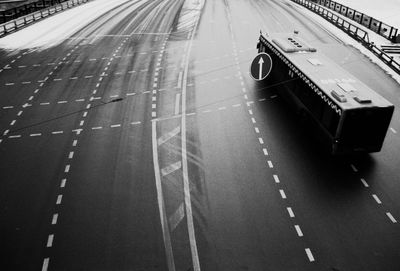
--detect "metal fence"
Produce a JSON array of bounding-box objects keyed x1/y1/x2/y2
[
  {"x1": 312, "y1": 0, "x2": 399, "y2": 42},
  {"x1": 291, "y1": 0, "x2": 400, "y2": 75},
  {"x1": 0, "y1": 0, "x2": 90, "y2": 38}
]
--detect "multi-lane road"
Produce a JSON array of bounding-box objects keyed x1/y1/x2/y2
[{"x1": 0, "y1": 0, "x2": 399, "y2": 270}]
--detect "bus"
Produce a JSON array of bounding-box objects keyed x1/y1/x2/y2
[{"x1": 256, "y1": 32, "x2": 394, "y2": 155}]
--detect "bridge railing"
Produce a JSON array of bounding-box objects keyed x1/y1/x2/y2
[
  {"x1": 291, "y1": 0, "x2": 400, "y2": 75},
  {"x1": 0, "y1": 0, "x2": 90, "y2": 38},
  {"x1": 311, "y1": 0, "x2": 399, "y2": 43}
]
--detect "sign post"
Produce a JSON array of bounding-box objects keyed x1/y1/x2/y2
[{"x1": 250, "y1": 53, "x2": 272, "y2": 81}]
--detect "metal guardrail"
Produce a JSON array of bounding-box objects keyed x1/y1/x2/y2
[
  {"x1": 0, "y1": 0, "x2": 90, "y2": 38},
  {"x1": 291, "y1": 0, "x2": 400, "y2": 75},
  {"x1": 312, "y1": 0, "x2": 399, "y2": 43}
]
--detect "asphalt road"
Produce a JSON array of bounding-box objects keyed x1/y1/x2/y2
[{"x1": 0, "y1": 0, "x2": 399, "y2": 270}]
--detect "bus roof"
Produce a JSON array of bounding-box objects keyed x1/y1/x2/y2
[{"x1": 260, "y1": 33, "x2": 393, "y2": 111}]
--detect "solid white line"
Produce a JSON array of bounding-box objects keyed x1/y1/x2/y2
[
  {"x1": 273, "y1": 174, "x2": 280, "y2": 183},
  {"x1": 175, "y1": 93, "x2": 181, "y2": 115},
  {"x1": 305, "y1": 248, "x2": 315, "y2": 262},
  {"x1": 151, "y1": 121, "x2": 176, "y2": 271},
  {"x1": 181, "y1": 7, "x2": 202, "y2": 270},
  {"x1": 372, "y1": 194, "x2": 382, "y2": 204},
  {"x1": 360, "y1": 178, "x2": 369, "y2": 187},
  {"x1": 287, "y1": 207, "x2": 295, "y2": 218},
  {"x1": 386, "y1": 212, "x2": 397, "y2": 223},
  {"x1": 295, "y1": 225, "x2": 303, "y2": 237},
  {"x1": 47, "y1": 234, "x2": 54, "y2": 247},
  {"x1": 42, "y1": 258, "x2": 49, "y2": 271},
  {"x1": 279, "y1": 189, "x2": 287, "y2": 199}
]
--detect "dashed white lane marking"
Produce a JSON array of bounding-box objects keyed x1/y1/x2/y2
[
  {"x1": 52, "y1": 131, "x2": 63, "y2": 134},
  {"x1": 251, "y1": 117, "x2": 256, "y2": 123},
  {"x1": 287, "y1": 207, "x2": 295, "y2": 218},
  {"x1": 58, "y1": 101, "x2": 67, "y2": 104},
  {"x1": 386, "y1": 212, "x2": 397, "y2": 223},
  {"x1": 42, "y1": 258, "x2": 49, "y2": 271},
  {"x1": 30, "y1": 133, "x2": 42, "y2": 137},
  {"x1": 46, "y1": 234, "x2": 54, "y2": 247},
  {"x1": 390, "y1": 127, "x2": 397, "y2": 134},
  {"x1": 294, "y1": 225, "x2": 304, "y2": 237},
  {"x1": 22, "y1": 81, "x2": 31, "y2": 84},
  {"x1": 92, "y1": 126, "x2": 103, "y2": 130},
  {"x1": 350, "y1": 164, "x2": 358, "y2": 172},
  {"x1": 40, "y1": 102, "x2": 50, "y2": 105},
  {"x1": 305, "y1": 248, "x2": 315, "y2": 262},
  {"x1": 111, "y1": 124, "x2": 121, "y2": 128},
  {"x1": 9, "y1": 135, "x2": 21, "y2": 138},
  {"x1": 68, "y1": 152, "x2": 74, "y2": 159},
  {"x1": 279, "y1": 189, "x2": 287, "y2": 199},
  {"x1": 51, "y1": 214, "x2": 58, "y2": 225},
  {"x1": 254, "y1": 127, "x2": 260, "y2": 133},
  {"x1": 258, "y1": 137, "x2": 264, "y2": 144},
  {"x1": 273, "y1": 174, "x2": 280, "y2": 183},
  {"x1": 61, "y1": 179, "x2": 66, "y2": 188},
  {"x1": 360, "y1": 178, "x2": 369, "y2": 187},
  {"x1": 3, "y1": 106, "x2": 14, "y2": 109},
  {"x1": 6, "y1": 83, "x2": 15, "y2": 86},
  {"x1": 263, "y1": 148, "x2": 268, "y2": 156},
  {"x1": 372, "y1": 194, "x2": 382, "y2": 204},
  {"x1": 72, "y1": 140, "x2": 77, "y2": 146},
  {"x1": 267, "y1": 160, "x2": 274, "y2": 168},
  {"x1": 10, "y1": 120, "x2": 16, "y2": 126},
  {"x1": 218, "y1": 106, "x2": 226, "y2": 110},
  {"x1": 161, "y1": 161, "x2": 182, "y2": 176},
  {"x1": 65, "y1": 165, "x2": 70, "y2": 173}
]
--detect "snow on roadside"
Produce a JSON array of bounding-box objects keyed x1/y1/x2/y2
[
  {"x1": 334, "y1": 0, "x2": 400, "y2": 29},
  {"x1": 0, "y1": 0, "x2": 133, "y2": 51},
  {"x1": 290, "y1": 1, "x2": 400, "y2": 85}
]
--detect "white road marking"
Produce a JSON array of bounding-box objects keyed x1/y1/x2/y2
[
  {"x1": 360, "y1": 178, "x2": 369, "y2": 187},
  {"x1": 350, "y1": 164, "x2": 358, "y2": 172},
  {"x1": 267, "y1": 160, "x2": 273, "y2": 168},
  {"x1": 169, "y1": 203, "x2": 185, "y2": 232},
  {"x1": 161, "y1": 161, "x2": 182, "y2": 176},
  {"x1": 47, "y1": 234, "x2": 54, "y2": 247},
  {"x1": 152, "y1": 112, "x2": 157, "y2": 118},
  {"x1": 85, "y1": 75, "x2": 93, "y2": 79},
  {"x1": 287, "y1": 207, "x2": 295, "y2": 218},
  {"x1": 5, "y1": 83, "x2": 15, "y2": 86},
  {"x1": 232, "y1": 103, "x2": 241, "y2": 107},
  {"x1": 151, "y1": 121, "x2": 176, "y2": 271},
  {"x1": 52, "y1": 131, "x2": 63, "y2": 134},
  {"x1": 248, "y1": 109, "x2": 253, "y2": 115},
  {"x1": 270, "y1": 95, "x2": 278, "y2": 99},
  {"x1": 175, "y1": 93, "x2": 181, "y2": 115},
  {"x1": 92, "y1": 126, "x2": 103, "y2": 130},
  {"x1": 255, "y1": 127, "x2": 260, "y2": 133},
  {"x1": 70, "y1": 77, "x2": 78, "y2": 80},
  {"x1": 152, "y1": 104, "x2": 157, "y2": 109},
  {"x1": 372, "y1": 194, "x2": 382, "y2": 204},
  {"x1": 3, "y1": 106, "x2": 14, "y2": 109},
  {"x1": 40, "y1": 102, "x2": 50, "y2": 105},
  {"x1": 76, "y1": 99, "x2": 85, "y2": 102},
  {"x1": 52, "y1": 214, "x2": 58, "y2": 225},
  {"x1": 263, "y1": 148, "x2": 268, "y2": 156},
  {"x1": 53, "y1": 78, "x2": 62, "y2": 81},
  {"x1": 41, "y1": 258, "x2": 49, "y2": 271},
  {"x1": 390, "y1": 127, "x2": 397, "y2": 134},
  {"x1": 305, "y1": 248, "x2": 315, "y2": 262},
  {"x1": 131, "y1": 121, "x2": 141, "y2": 125},
  {"x1": 22, "y1": 81, "x2": 31, "y2": 84},
  {"x1": 30, "y1": 133, "x2": 41, "y2": 137},
  {"x1": 294, "y1": 225, "x2": 304, "y2": 237},
  {"x1": 177, "y1": 71, "x2": 183, "y2": 89},
  {"x1": 386, "y1": 212, "x2": 397, "y2": 223},
  {"x1": 158, "y1": 126, "x2": 181, "y2": 145},
  {"x1": 273, "y1": 175, "x2": 280, "y2": 183},
  {"x1": 58, "y1": 101, "x2": 67, "y2": 104},
  {"x1": 218, "y1": 107, "x2": 226, "y2": 111},
  {"x1": 258, "y1": 137, "x2": 264, "y2": 144},
  {"x1": 68, "y1": 152, "x2": 74, "y2": 159},
  {"x1": 9, "y1": 135, "x2": 21, "y2": 138},
  {"x1": 72, "y1": 140, "x2": 77, "y2": 146},
  {"x1": 79, "y1": 121, "x2": 84, "y2": 126},
  {"x1": 65, "y1": 165, "x2": 70, "y2": 173},
  {"x1": 10, "y1": 120, "x2": 16, "y2": 126},
  {"x1": 279, "y1": 189, "x2": 287, "y2": 199},
  {"x1": 251, "y1": 117, "x2": 256, "y2": 123},
  {"x1": 111, "y1": 124, "x2": 121, "y2": 128},
  {"x1": 61, "y1": 179, "x2": 66, "y2": 188},
  {"x1": 17, "y1": 111, "x2": 23, "y2": 116},
  {"x1": 126, "y1": 92, "x2": 136, "y2": 96},
  {"x1": 56, "y1": 195, "x2": 62, "y2": 205}
]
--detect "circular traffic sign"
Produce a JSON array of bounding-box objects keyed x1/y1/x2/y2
[{"x1": 250, "y1": 52, "x2": 273, "y2": 81}]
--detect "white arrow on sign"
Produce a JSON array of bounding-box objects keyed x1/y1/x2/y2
[{"x1": 258, "y1": 57, "x2": 264, "y2": 80}]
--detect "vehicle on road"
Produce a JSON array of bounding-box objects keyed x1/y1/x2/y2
[{"x1": 256, "y1": 32, "x2": 394, "y2": 155}]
